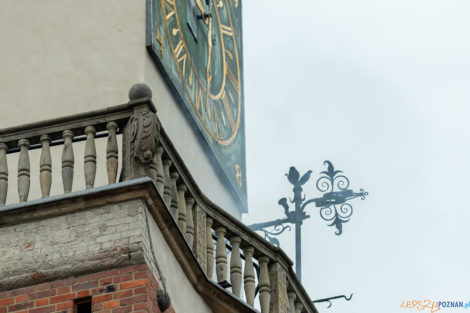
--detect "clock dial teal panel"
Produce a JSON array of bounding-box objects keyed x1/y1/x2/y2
[{"x1": 146, "y1": 0, "x2": 247, "y2": 212}]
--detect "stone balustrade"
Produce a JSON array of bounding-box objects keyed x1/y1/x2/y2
[{"x1": 0, "y1": 84, "x2": 317, "y2": 313}]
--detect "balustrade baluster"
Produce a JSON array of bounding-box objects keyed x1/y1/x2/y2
[
  {"x1": 106, "y1": 121, "x2": 118, "y2": 184},
  {"x1": 215, "y1": 226, "x2": 228, "y2": 283},
  {"x1": 62, "y1": 130, "x2": 74, "y2": 193},
  {"x1": 259, "y1": 256, "x2": 271, "y2": 313},
  {"x1": 149, "y1": 154, "x2": 158, "y2": 182},
  {"x1": 0, "y1": 143, "x2": 8, "y2": 205},
  {"x1": 242, "y1": 246, "x2": 256, "y2": 306},
  {"x1": 185, "y1": 197, "x2": 195, "y2": 248},
  {"x1": 170, "y1": 171, "x2": 179, "y2": 217},
  {"x1": 17, "y1": 139, "x2": 30, "y2": 202},
  {"x1": 206, "y1": 217, "x2": 214, "y2": 278},
  {"x1": 295, "y1": 302, "x2": 304, "y2": 313},
  {"x1": 155, "y1": 146, "x2": 164, "y2": 193},
  {"x1": 229, "y1": 236, "x2": 242, "y2": 297},
  {"x1": 177, "y1": 184, "x2": 187, "y2": 233},
  {"x1": 39, "y1": 135, "x2": 52, "y2": 198},
  {"x1": 162, "y1": 159, "x2": 172, "y2": 206},
  {"x1": 84, "y1": 126, "x2": 96, "y2": 189},
  {"x1": 288, "y1": 292, "x2": 297, "y2": 313}
]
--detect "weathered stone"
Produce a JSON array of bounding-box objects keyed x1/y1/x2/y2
[
  {"x1": 129, "y1": 83, "x2": 152, "y2": 100},
  {"x1": 192, "y1": 205, "x2": 207, "y2": 272},
  {"x1": 269, "y1": 262, "x2": 288, "y2": 313}
]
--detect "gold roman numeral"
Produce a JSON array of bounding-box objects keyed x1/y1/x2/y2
[
  {"x1": 194, "y1": 85, "x2": 205, "y2": 121},
  {"x1": 225, "y1": 48, "x2": 233, "y2": 60},
  {"x1": 220, "y1": 24, "x2": 234, "y2": 37},
  {"x1": 226, "y1": 65, "x2": 239, "y2": 92},
  {"x1": 221, "y1": 92, "x2": 236, "y2": 131},
  {"x1": 213, "y1": 105, "x2": 223, "y2": 139},
  {"x1": 164, "y1": 0, "x2": 175, "y2": 20},
  {"x1": 174, "y1": 40, "x2": 187, "y2": 77}
]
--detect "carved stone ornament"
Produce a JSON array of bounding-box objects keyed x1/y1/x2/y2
[{"x1": 122, "y1": 110, "x2": 160, "y2": 181}]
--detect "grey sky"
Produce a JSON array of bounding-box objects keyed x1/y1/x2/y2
[{"x1": 242, "y1": 0, "x2": 470, "y2": 312}]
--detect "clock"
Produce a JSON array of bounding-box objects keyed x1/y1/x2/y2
[{"x1": 147, "y1": 0, "x2": 247, "y2": 212}]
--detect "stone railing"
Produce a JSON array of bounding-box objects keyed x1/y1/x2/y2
[{"x1": 0, "y1": 84, "x2": 317, "y2": 313}]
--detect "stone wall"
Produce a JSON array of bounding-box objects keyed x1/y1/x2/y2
[
  {"x1": 0, "y1": 200, "x2": 147, "y2": 291},
  {"x1": 0, "y1": 264, "x2": 164, "y2": 313}
]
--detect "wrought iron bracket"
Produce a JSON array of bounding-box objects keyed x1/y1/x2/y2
[{"x1": 313, "y1": 294, "x2": 353, "y2": 308}]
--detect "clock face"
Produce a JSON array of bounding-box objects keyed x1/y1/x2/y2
[{"x1": 147, "y1": 0, "x2": 247, "y2": 212}]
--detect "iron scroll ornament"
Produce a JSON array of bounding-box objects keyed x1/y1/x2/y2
[
  {"x1": 249, "y1": 160, "x2": 368, "y2": 239},
  {"x1": 248, "y1": 160, "x2": 368, "y2": 284}
]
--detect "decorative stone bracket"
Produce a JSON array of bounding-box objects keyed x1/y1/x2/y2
[{"x1": 122, "y1": 83, "x2": 161, "y2": 181}]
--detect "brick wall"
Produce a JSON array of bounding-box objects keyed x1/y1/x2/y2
[
  {"x1": 0, "y1": 264, "x2": 171, "y2": 313},
  {"x1": 0, "y1": 200, "x2": 147, "y2": 291}
]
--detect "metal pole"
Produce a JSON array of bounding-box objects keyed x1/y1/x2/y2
[
  {"x1": 295, "y1": 217, "x2": 302, "y2": 281},
  {"x1": 293, "y1": 185, "x2": 303, "y2": 281}
]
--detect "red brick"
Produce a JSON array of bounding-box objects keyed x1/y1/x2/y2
[
  {"x1": 103, "y1": 300, "x2": 119, "y2": 309},
  {"x1": 91, "y1": 287, "x2": 108, "y2": 296},
  {"x1": 57, "y1": 286, "x2": 71, "y2": 295},
  {"x1": 50, "y1": 293, "x2": 76, "y2": 304},
  {"x1": 30, "y1": 305, "x2": 55, "y2": 313},
  {"x1": 15, "y1": 294, "x2": 28, "y2": 303},
  {"x1": 93, "y1": 303, "x2": 103, "y2": 311},
  {"x1": 119, "y1": 295, "x2": 146, "y2": 306},
  {"x1": 93, "y1": 294, "x2": 113, "y2": 304},
  {"x1": 0, "y1": 298, "x2": 14, "y2": 306},
  {"x1": 133, "y1": 271, "x2": 147, "y2": 279},
  {"x1": 77, "y1": 275, "x2": 92, "y2": 283},
  {"x1": 113, "y1": 273, "x2": 132, "y2": 284},
  {"x1": 29, "y1": 290, "x2": 55, "y2": 300},
  {"x1": 8, "y1": 301, "x2": 34, "y2": 311},
  {"x1": 133, "y1": 303, "x2": 147, "y2": 310},
  {"x1": 77, "y1": 290, "x2": 90, "y2": 298},
  {"x1": 134, "y1": 287, "x2": 147, "y2": 296},
  {"x1": 92, "y1": 269, "x2": 119, "y2": 280},
  {"x1": 72, "y1": 281, "x2": 98, "y2": 292},
  {"x1": 0, "y1": 308, "x2": 5, "y2": 313},
  {"x1": 52, "y1": 278, "x2": 76, "y2": 288},
  {"x1": 35, "y1": 283, "x2": 51, "y2": 292},
  {"x1": 119, "y1": 279, "x2": 148, "y2": 290},
  {"x1": 113, "y1": 290, "x2": 133, "y2": 299},
  {"x1": 57, "y1": 301, "x2": 74, "y2": 310},
  {"x1": 113, "y1": 306, "x2": 132, "y2": 313},
  {"x1": 36, "y1": 298, "x2": 49, "y2": 307},
  {"x1": 119, "y1": 264, "x2": 147, "y2": 274},
  {"x1": 100, "y1": 278, "x2": 113, "y2": 286}
]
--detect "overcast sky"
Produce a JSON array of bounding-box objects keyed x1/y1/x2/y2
[{"x1": 242, "y1": 1, "x2": 470, "y2": 312}]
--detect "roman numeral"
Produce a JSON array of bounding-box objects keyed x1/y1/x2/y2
[
  {"x1": 213, "y1": 106, "x2": 223, "y2": 139},
  {"x1": 164, "y1": 0, "x2": 175, "y2": 20},
  {"x1": 225, "y1": 48, "x2": 233, "y2": 60},
  {"x1": 220, "y1": 24, "x2": 233, "y2": 37},
  {"x1": 221, "y1": 92, "x2": 236, "y2": 131},
  {"x1": 194, "y1": 85, "x2": 205, "y2": 121},
  {"x1": 174, "y1": 40, "x2": 187, "y2": 77},
  {"x1": 226, "y1": 65, "x2": 239, "y2": 92}
]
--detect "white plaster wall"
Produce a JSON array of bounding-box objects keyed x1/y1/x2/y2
[
  {"x1": 144, "y1": 206, "x2": 214, "y2": 313},
  {"x1": 0, "y1": 0, "x2": 241, "y2": 218}
]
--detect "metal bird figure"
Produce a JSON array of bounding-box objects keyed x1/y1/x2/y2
[
  {"x1": 299, "y1": 170, "x2": 312, "y2": 186},
  {"x1": 286, "y1": 167, "x2": 300, "y2": 185}
]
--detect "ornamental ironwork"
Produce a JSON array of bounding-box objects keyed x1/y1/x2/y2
[{"x1": 248, "y1": 160, "x2": 368, "y2": 281}]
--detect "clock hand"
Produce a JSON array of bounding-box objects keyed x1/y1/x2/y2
[{"x1": 195, "y1": 0, "x2": 211, "y2": 22}]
